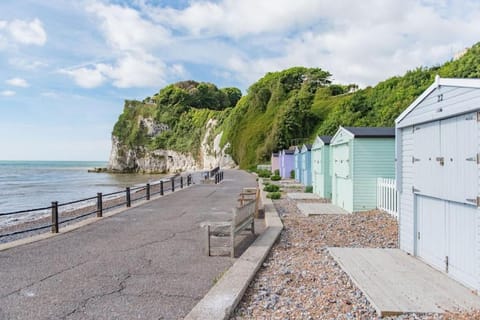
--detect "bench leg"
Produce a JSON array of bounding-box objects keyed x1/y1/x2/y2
[{"x1": 205, "y1": 225, "x2": 211, "y2": 256}]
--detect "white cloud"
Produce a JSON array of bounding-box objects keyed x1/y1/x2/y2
[
  {"x1": 9, "y1": 58, "x2": 48, "y2": 70},
  {"x1": 41, "y1": 91, "x2": 60, "y2": 98},
  {"x1": 96, "y1": 53, "x2": 167, "y2": 88},
  {"x1": 148, "y1": 0, "x2": 325, "y2": 37},
  {"x1": 87, "y1": 2, "x2": 170, "y2": 53},
  {"x1": 7, "y1": 18, "x2": 47, "y2": 45},
  {"x1": 61, "y1": 53, "x2": 168, "y2": 89},
  {"x1": 1, "y1": 90, "x2": 16, "y2": 97},
  {"x1": 151, "y1": 0, "x2": 480, "y2": 87},
  {"x1": 61, "y1": 3, "x2": 174, "y2": 89},
  {"x1": 66, "y1": 0, "x2": 480, "y2": 90},
  {"x1": 6, "y1": 77, "x2": 29, "y2": 87},
  {"x1": 60, "y1": 66, "x2": 106, "y2": 88}
]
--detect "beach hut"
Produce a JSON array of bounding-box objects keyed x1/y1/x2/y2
[
  {"x1": 311, "y1": 136, "x2": 332, "y2": 198},
  {"x1": 279, "y1": 149, "x2": 295, "y2": 179},
  {"x1": 331, "y1": 126, "x2": 395, "y2": 213},
  {"x1": 395, "y1": 76, "x2": 480, "y2": 291},
  {"x1": 294, "y1": 146, "x2": 302, "y2": 183},
  {"x1": 271, "y1": 152, "x2": 279, "y2": 174},
  {"x1": 300, "y1": 144, "x2": 312, "y2": 186}
]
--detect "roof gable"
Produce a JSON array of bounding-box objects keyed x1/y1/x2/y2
[
  {"x1": 331, "y1": 126, "x2": 354, "y2": 145},
  {"x1": 312, "y1": 135, "x2": 331, "y2": 149},
  {"x1": 301, "y1": 144, "x2": 312, "y2": 152},
  {"x1": 396, "y1": 76, "x2": 480, "y2": 127}
]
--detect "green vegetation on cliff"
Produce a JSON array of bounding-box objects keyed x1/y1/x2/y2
[
  {"x1": 111, "y1": 43, "x2": 480, "y2": 170},
  {"x1": 112, "y1": 81, "x2": 240, "y2": 157},
  {"x1": 222, "y1": 43, "x2": 480, "y2": 168}
]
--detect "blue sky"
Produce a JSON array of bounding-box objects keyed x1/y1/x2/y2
[{"x1": 0, "y1": 0, "x2": 479, "y2": 161}]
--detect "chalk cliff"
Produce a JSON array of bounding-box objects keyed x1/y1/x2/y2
[{"x1": 107, "y1": 81, "x2": 239, "y2": 173}]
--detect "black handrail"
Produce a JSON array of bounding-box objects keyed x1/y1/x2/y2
[
  {"x1": 58, "y1": 196, "x2": 97, "y2": 207},
  {"x1": 0, "y1": 173, "x2": 194, "y2": 241},
  {"x1": 0, "y1": 205, "x2": 52, "y2": 217}
]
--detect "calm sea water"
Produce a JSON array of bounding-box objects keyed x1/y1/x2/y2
[{"x1": 0, "y1": 161, "x2": 168, "y2": 225}]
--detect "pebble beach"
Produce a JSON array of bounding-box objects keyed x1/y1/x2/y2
[{"x1": 232, "y1": 196, "x2": 480, "y2": 320}]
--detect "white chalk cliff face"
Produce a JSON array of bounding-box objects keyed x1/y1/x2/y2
[{"x1": 108, "y1": 117, "x2": 235, "y2": 173}]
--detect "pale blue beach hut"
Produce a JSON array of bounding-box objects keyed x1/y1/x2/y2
[
  {"x1": 294, "y1": 146, "x2": 302, "y2": 183},
  {"x1": 395, "y1": 76, "x2": 480, "y2": 291},
  {"x1": 311, "y1": 135, "x2": 332, "y2": 198},
  {"x1": 300, "y1": 144, "x2": 312, "y2": 186}
]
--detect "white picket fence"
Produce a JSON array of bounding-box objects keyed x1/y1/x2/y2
[{"x1": 376, "y1": 177, "x2": 398, "y2": 219}]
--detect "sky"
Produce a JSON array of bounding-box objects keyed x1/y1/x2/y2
[{"x1": 0, "y1": 0, "x2": 479, "y2": 161}]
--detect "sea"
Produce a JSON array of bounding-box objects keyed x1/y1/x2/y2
[{"x1": 0, "y1": 161, "x2": 168, "y2": 227}]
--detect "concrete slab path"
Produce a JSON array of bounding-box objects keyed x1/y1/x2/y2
[
  {"x1": 297, "y1": 203, "x2": 349, "y2": 216},
  {"x1": 329, "y1": 248, "x2": 480, "y2": 317},
  {"x1": 286, "y1": 193, "x2": 320, "y2": 200},
  {"x1": 0, "y1": 169, "x2": 256, "y2": 320}
]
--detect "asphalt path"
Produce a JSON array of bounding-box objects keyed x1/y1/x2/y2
[{"x1": 0, "y1": 169, "x2": 256, "y2": 320}]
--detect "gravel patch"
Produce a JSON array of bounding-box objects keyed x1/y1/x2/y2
[{"x1": 232, "y1": 198, "x2": 480, "y2": 320}]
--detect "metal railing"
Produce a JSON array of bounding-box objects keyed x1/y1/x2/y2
[
  {"x1": 0, "y1": 174, "x2": 193, "y2": 240},
  {"x1": 201, "y1": 167, "x2": 224, "y2": 184}
]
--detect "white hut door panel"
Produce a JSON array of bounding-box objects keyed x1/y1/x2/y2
[
  {"x1": 445, "y1": 202, "x2": 477, "y2": 289},
  {"x1": 413, "y1": 121, "x2": 441, "y2": 196},
  {"x1": 335, "y1": 143, "x2": 350, "y2": 178},
  {"x1": 416, "y1": 195, "x2": 446, "y2": 271},
  {"x1": 441, "y1": 113, "x2": 478, "y2": 204}
]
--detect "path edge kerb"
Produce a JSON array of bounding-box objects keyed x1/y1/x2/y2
[{"x1": 184, "y1": 177, "x2": 283, "y2": 320}]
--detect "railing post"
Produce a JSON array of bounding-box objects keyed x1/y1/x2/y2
[
  {"x1": 188, "y1": 174, "x2": 191, "y2": 186},
  {"x1": 160, "y1": 181, "x2": 164, "y2": 196},
  {"x1": 126, "y1": 187, "x2": 131, "y2": 207},
  {"x1": 51, "y1": 201, "x2": 59, "y2": 233},
  {"x1": 171, "y1": 177, "x2": 175, "y2": 192},
  {"x1": 180, "y1": 176, "x2": 183, "y2": 189},
  {"x1": 97, "y1": 192, "x2": 103, "y2": 218},
  {"x1": 146, "y1": 183, "x2": 150, "y2": 200}
]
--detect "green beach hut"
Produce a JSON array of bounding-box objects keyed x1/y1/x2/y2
[
  {"x1": 331, "y1": 127, "x2": 395, "y2": 213},
  {"x1": 311, "y1": 135, "x2": 332, "y2": 199}
]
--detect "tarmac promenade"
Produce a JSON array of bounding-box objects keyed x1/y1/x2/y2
[{"x1": 0, "y1": 170, "x2": 256, "y2": 320}]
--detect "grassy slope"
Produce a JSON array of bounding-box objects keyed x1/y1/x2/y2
[
  {"x1": 223, "y1": 43, "x2": 480, "y2": 168},
  {"x1": 111, "y1": 43, "x2": 480, "y2": 169}
]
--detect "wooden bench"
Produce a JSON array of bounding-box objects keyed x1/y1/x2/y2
[{"x1": 204, "y1": 189, "x2": 258, "y2": 257}]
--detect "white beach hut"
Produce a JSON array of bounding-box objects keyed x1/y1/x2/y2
[{"x1": 395, "y1": 76, "x2": 480, "y2": 291}]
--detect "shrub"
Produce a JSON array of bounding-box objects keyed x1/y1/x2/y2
[
  {"x1": 305, "y1": 185, "x2": 313, "y2": 193},
  {"x1": 290, "y1": 170, "x2": 295, "y2": 179},
  {"x1": 270, "y1": 175, "x2": 281, "y2": 181},
  {"x1": 257, "y1": 169, "x2": 272, "y2": 178},
  {"x1": 266, "y1": 192, "x2": 281, "y2": 199},
  {"x1": 274, "y1": 169, "x2": 280, "y2": 176},
  {"x1": 264, "y1": 184, "x2": 280, "y2": 192}
]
